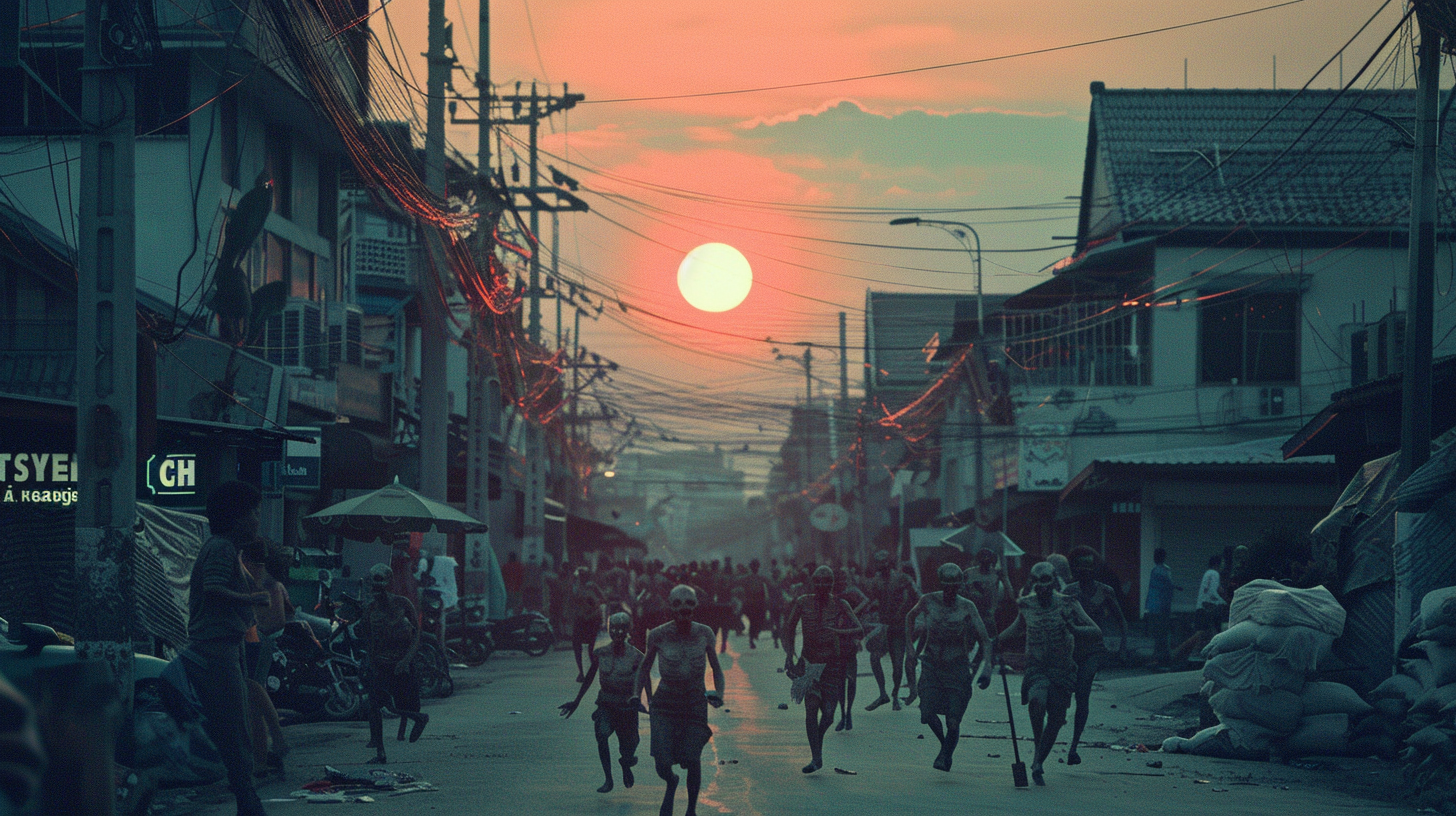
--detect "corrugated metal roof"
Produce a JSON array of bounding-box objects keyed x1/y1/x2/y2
[
  {"x1": 1095, "y1": 436, "x2": 1335, "y2": 466},
  {"x1": 1089, "y1": 87, "x2": 1456, "y2": 232}
]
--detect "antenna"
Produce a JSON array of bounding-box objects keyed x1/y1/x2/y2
[
  {"x1": 1184, "y1": 58, "x2": 1188, "y2": 90},
  {"x1": 1272, "y1": 55, "x2": 1277, "y2": 90}
]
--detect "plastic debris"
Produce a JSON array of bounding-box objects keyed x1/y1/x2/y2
[{"x1": 833, "y1": 768, "x2": 856, "y2": 775}]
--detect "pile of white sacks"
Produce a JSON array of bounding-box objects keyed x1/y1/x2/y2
[
  {"x1": 1362, "y1": 587, "x2": 1456, "y2": 810},
  {"x1": 1164, "y1": 579, "x2": 1373, "y2": 760}
]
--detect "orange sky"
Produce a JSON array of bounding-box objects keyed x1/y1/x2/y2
[{"x1": 381, "y1": 0, "x2": 1409, "y2": 469}]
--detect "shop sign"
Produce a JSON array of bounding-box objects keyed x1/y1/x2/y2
[
  {"x1": 0, "y1": 452, "x2": 79, "y2": 506},
  {"x1": 1018, "y1": 425, "x2": 1070, "y2": 492},
  {"x1": 284, "y1": 427, "x2": 322, "y2": 489},
  {"x1": 146, "y1": 453, "x2": 198, "y2": 497}
]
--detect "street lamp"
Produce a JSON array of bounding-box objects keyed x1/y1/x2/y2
[
  {"x1": 889, "y1": 216, "x2": 987, "y2": 522},
  {"x1": 889, "y1": 216, "x2": 984, "y2": 328}
]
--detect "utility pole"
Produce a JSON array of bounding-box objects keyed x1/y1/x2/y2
[
  {"x1": 76, "y1": 0, "x2": 140, "y2": 709},
  {"x1": 461, "y1": 0, "x2": 495, "y2": 615},
  {"x1": 418, "y1": 0, "x2": 450, "y2": 557},
  {"x1": 1396, "y1": 13, "x2": 1440, "y2": 650},
  {"x1": 451, "y1": 60, "x2": 585, "y2": 570}
]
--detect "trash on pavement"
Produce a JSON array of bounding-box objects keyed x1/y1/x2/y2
[{"x1": 833, "y1": 768, "x2": 856, "y2": 775}]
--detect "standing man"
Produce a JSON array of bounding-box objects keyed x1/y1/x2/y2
[
  {"x1": 1144, "y1": 548, "x2": 1176, "y2": 669},
  {"x1": 569, "y1": 567, "x2": 608, "y2": 682},
  {"x1": 781, "y1": 566, "x2": 860, "y2": 774},
  {"x1": 998, "y1": 561, "x2": 1101, "y2": 785},
  {"x1": 1063, "y1": 547, "x2": 1128, "y2": 766},
  {"x1": 358, "y1": 564, "x2": 427, "y2": 764},
  {"x1": 637, "y1": 586, "x2": 724, "y2": 816},
  {"x1": 560, "y1": 612, "x2": 645, "y2": 793},
  {"x1": 740, "y1": 560, "x2": 771, "y2": 650},
  {"x1": 189, "y1": 481, "x2": 270, "y2": 816},
  {"x1": 862, "y1": 550, "x2": 919, "y2": 712},
  {"x1": 902, "y1": 563, "x2": 994, "y2": 772}
]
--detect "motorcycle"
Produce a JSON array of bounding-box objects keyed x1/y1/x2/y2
[
  {"x1": 414, "y1": 581, "x2": 455, "y2": 698},
  {"x1": 480, "y1": 611, "x2": 554, "y2": 658},
  {"x1": 444, "y1": 603, "x2": 492, "y2": 667},
  {"x1": 263, "y1": 619, "x2": 364, "y2": 722}
]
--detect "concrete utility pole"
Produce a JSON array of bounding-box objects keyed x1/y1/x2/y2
[
  {"x1": 418, "y1": 0, "x2": 451, "y2": 556},
  {"x1": 462, "y1": 0, "x2": 496, "y2": 611},
  {"x1": 1395, "y1": 13, "x2": 1441, "y2": 648},
  {"x1": 75, "y1": 0, "x2": 139, "y2": 703}
]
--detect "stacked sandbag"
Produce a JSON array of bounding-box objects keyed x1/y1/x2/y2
[
  {"x1": 1395, "y1": 587, "x2": 1456, "y2": 810},
  {"x1": 1191, "y1": 581, "x2": 1346, "y2": 760}
]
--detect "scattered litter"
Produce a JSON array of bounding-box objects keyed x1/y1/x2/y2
[
  {"x1": 776, "y1": 667, "x2": 785, "y2": 673},
  {"x1": 987, "y1": 754, "x2": 1000, "y2": 759},
  {"x1": 1152, "y1": 714, "x2": 1175, "y2": 720},
  {"x1": 1109, "y1": 745, "x2": 1126, "y2": 751},
  {"x1": 1146, "y1": 761, "x2": 1163, "y2": 769},
  {"x1": 723, "y1": 709, "x2": 731, "y2": 713},
  {"x1": 1195, "y1": 780, "x2": 1211, "y2": 784},
  {"x1": 1135, "y1": 744, "x2": 1150, "y2": 752},
  {"x1": 508, "y1": 711, "x2": 522, "y2": 715},
  {"x1": 1110, "y1": 704, "x2": 1118, "y2": 709},
  {"x1": 1212, "y1": 788, "x2": 1229, "y2": 793},
  {"x1": 292, "y1": 766, "x2": 433, "y2": 802},
  {"x1": 917, "y1": 735, "x2": 925, "y2": 739},
  {"x1": 833, "y1": 768, "x2": 856, "y2": 775},
  {"x1": 778, "y1": 704, "x2": 789, "y2": 710},
  {"x1": 1230, "y1": 782, "x2": 1258, "y2": 786}
]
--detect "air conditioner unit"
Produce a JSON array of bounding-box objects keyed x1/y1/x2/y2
[
  {"x1": 1375, "y1": 311, "x2": 1405, "y2": 380},
  {"x1": 262, "y1": 298, "x2": 324, "y2": 373},
  {"x1": 326, "y1": 302, "x2": 364, "y2": 368}
]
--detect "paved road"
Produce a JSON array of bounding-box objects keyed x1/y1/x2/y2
[{"x1": 169, "y1": 636, "x2": 1421, "y2": 816}]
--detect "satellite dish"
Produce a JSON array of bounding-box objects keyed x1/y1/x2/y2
[{"x1": 809, "y1": 503, "x2": 849, "y2": 533}]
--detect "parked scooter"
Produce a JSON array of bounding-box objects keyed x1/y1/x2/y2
[
  {"x1": 414, "y1": 577, "x2": 454, "y2": 698},
  {"x1": 263, "y1": 619, "x2": 364, "y2": 722},
  {"x1": 480, "y1": 611, "x2": 554, "y2": 658},
  {"x1": 445, "y1": 603, "x2": 492, "y2": 667}
]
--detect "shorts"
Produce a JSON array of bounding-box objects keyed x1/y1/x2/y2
[
  {"x1": 592, "y1": 705, "x2": 640, "y2": 755},
  {"x1": 1022, "y1": 662, "x2": 1075, "y2": 712},
  {"x1": 917, "y1": 659, "x2": 972, "y2": 720},
  {"x1": 649, "y1": 688, "x2": 712, "y2": 767},
  {"x1": 806, "y1": 659, "x2": 846, "y2": 707}
]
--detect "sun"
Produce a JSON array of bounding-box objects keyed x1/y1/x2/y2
[{"x1": 677, "y1": 243, "x2": 753, "y2": 312}]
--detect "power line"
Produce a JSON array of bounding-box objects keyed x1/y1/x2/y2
[{"x1": 585, "y1": 0, "x2": 1309, "y2": 104}]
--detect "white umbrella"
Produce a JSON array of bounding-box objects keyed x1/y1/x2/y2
[{"x1": 304, "y1": 477, "x2": 488, "y2": 541}]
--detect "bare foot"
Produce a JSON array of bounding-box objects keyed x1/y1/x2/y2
[
  {"x1": 865, "y1": 694, "x2": 891, "y2": 711},
  {"x1": 621, "y1": 756, "x2": 636, "y2": 788},
  {"x1": 409, "y1": 712, "x2": 429, "y2": 742},
  {"x1": 843, "y1": 714, "x2": 853, "y2": 731},
  {"x1": 597, "y1": 780, "x2": 613, "y2": 793},
  {"x1": 801, "y1": 758, "x2": 822, "y2": 774},
  {"x1": 1031, "y1": 764, "x2": 1045, "y2": 786},
  {"x1": 1066, "y1": 750, "x2": 1081, "y2": 765},
  {"x1": 834, "y1": 718, "x2": 846, "y2": 732},
  {"x1": 903, "y1": 690, "x2": 918, "y2": 706},
  {"x1": 892, "y1": 699, "x2": 902, "y2": 711}
]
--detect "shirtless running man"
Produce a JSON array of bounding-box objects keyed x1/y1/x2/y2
[
  {"x1": 560, "y1": 612, "x2": 645, "y2": 793},
  {"x1": 998, "y1": 561, "x2": 1101, "y2": 785},
  {"x1": 782, "y1": 565, "x2": 861, "y2": 774},
  {"x1": 903, "y1": 563, "x2": 994, "y2": 771},
  {"x1": 637, "y1": 585, "x2": 725, "y2": 816}
]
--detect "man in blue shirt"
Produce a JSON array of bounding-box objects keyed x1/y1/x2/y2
[{"x1": 1144, "y1": 548, "x2": 1175, "y2": 669}]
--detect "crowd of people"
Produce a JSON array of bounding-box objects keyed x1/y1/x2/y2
[{"x1": 553, "y1": 544, "x2": 1138, "y2": 803}]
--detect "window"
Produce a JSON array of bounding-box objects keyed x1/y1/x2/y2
[
  {"x1": 1004, "y1": 301, "x2": 1152, "y2": 388},
  {"x1": 1199, "y1": 291, "x2": 1299, "y2": 384}
]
